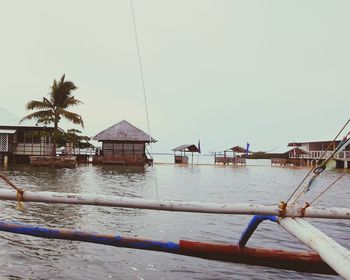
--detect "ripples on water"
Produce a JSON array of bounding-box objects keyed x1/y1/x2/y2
[{"x1": 0, "y1": 161, "x2": 348, "y2": 279}]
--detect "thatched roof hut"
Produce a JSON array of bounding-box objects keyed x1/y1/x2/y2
[
  {"x1": 172, "y1": 144, "x2": 199, "y2": 164},
  {"x1": 172, "y1": 144, "x2": 199, "y2": 153},
  {"x1": 92, "y1": 120, "x2": 156, "y2": 166},
  {"x1": 230, "y1": 145, "x2": 251, "y2": 154},
  {"x1": 93, "y1": 120, "x2": 156, "y2": 143}
]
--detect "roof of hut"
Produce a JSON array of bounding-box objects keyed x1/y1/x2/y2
[
  {"x1": 230, "y1": 145, "x2": 250, "y2": 153},
  {"x1": 172, "y1": 144, "x2": 199, "y2": 153},
  {"x1": 93, "y1": 120, "x2": 156, "y2": 142},
  {"x1": 270, "y1": 146, "x2": 310, "y2": 155}
]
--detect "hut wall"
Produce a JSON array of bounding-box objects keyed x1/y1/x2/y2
[
  {"x1": 174, "y1": 155, "x2": 188, "y2": 164},
  {"x1": 14, "y1": 143, "x2": 51, "y2": 156},
  {"x1": 14, "y1": 133, "x2": 51, "y2": 156},
  {"x1": 102, "y1": 142, "x2": 145, "y2": 156},
  {"x1": 93, "y1": 154, "x2": 148, "y2": 166}
]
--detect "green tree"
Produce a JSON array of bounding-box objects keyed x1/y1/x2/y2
[
  {"x1": 56, "y1": 129, "x2": 94, "y2": 150},
  {"x1": 20, "y1": 74, "x2": 84, "y2": 155}
]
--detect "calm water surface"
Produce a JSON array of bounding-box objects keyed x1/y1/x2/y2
[{"x1": 0, "y1": 161, "x2": 348, "y2": 279}]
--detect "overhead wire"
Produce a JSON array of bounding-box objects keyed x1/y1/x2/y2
[
  {"x1": 308, "y1": 173, "x2": 345, "y2": 206},
  {"x1": 129, "y1": 0, "x2": 159, "y2": 199}
]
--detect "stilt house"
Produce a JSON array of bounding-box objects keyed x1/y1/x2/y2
[
  {"x1": 172, "y1": 144, "x2": 199, "y2": 164},
  {"x1": 92, "y1": 120, "x2": 156, "y2": 166},
  {"x1": 214, "y1": 145, "x2": 250, "y2": 165},
  {"x1": 287, "y1": 140, "x2": 350, "y2": 168},
  {"x1": 0, "y1": 107, "x2": 55, "y2": 165},
  {"x1": 0, "y1": 125, "x2": 55, "y2": 165},
  {"x1": 270, "y1": 146, "x2": 310, "y2": 166}
]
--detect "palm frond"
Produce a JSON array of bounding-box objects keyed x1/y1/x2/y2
[
  {"x1": 57, "y1": 108, "x2": 84, "y2": 128},
  {"x1": 26, "y1": 99, "x2": 52, "y2": 110},
  {"x1": 63, "y1": 96, "x2": 83, "y2": 107},
  {"x1": 20, "y1": 110, "x2": 54, "y2": 123},
  {"x1": 43, "y1": 97, "x2": 53, "y2": 106},
  {"x1": 50, "y1": 75, "x2": 77, "y2": 107}
]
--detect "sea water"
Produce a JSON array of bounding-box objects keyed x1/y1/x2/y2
[{"x1": 0, "y1": 162, "x2": 348, "y2": 279}]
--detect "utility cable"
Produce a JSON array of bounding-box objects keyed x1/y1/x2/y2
[
  {"x1": 308, "y1": 173, "x2": 345, "y2": 206},
  {"x1": 129, "y1": 0, "x2": 159, "y2": 199}
]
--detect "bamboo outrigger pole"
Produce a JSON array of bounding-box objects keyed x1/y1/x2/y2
[
  {"x1": 279, "y1": 217, "x2": 350, "y2": 280},
  {"x1": 0, "y1": 189, "x2": 349, "y2": 219}
]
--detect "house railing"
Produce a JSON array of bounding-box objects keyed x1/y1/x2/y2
[
  {"x1": 214, "y1": 156, "x2": 246, "y2": 165},
  {"x1": 289, "y1": 150, "x2": 350, "y2": 160}
]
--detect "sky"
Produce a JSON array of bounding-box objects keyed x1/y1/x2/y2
[{"x1": 0, "y1": 1, "x2": 350, "y2": 153}]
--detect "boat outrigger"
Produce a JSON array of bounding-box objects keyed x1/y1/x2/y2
[{"x1": 0, "y1": 180, "x2": 348, "y2": 278}]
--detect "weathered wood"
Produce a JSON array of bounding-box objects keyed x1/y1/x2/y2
[
  {"x1": 174, "y1": 155, "x2": 188, "y2": 164},
  {"x1": 93, "y1": 154, "x2": 148, "y2": 166},
  {"x1": 271, "y1": 158, "x2": 287, "y2": 165},
  {"x1": 29, "y1": 156, "x2": 76, "y2": 168}
]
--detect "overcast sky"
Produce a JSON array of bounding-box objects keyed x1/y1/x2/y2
[{"x1": 1, "y1": 1, "x2": 349, "y2": 153}]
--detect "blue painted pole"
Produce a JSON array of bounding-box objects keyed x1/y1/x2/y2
[
  {"x1": 238, "y1": 215, "x2": 277, "y2": 247},
  {"x1": 0, "y1": 220, "x2": 180, "y2": 253}
]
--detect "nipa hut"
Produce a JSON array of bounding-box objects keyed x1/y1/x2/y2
[
  {"x1": 172, "y1": 144, "x2": 199, "y2": 164},
  {"x1": 270, "y1": 146, "x2": 310, "y2": 166},
  {"x1": 92, "y1": 120, "x2": 156, "y2": 166},
  {"x1": 214, "y1": 145, "x2": 250, "y2": 165},
  {"x1": 0, "y1": 108, "x2": 55, "y2": 165},
  {"x1": 0, "y1": 125, "x2": 55, "y2": 165}
]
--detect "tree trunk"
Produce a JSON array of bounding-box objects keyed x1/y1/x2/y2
[{"x1": 51, "y1": 122, "x2": 58, "y2": 156}]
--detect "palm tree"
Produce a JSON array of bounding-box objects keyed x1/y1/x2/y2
[{"x1": 21, "y1": 74, "x2": 84, "y2": 155}]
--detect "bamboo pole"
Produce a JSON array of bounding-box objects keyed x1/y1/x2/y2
[
  {"x1": 0, "y1": 189, "x2": 349, "y2": 218},
  {"x1": 0, "y1": 219, "x2": 337, "y2": 275},
  {"x1": 279, "y1": 217, "x2": 350, "y2": 280}
]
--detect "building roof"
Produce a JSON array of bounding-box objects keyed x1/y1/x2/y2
[
  {"x1": 230, "y1": 145, "x2": 251, "y2": 153},
  {"x1": 172, "y1": 144, "x2": 199, "y2": 152},
  {"x1": 288, "y1": 140, "x2": 341, "y2": 146},
  {"x1": 0, "y1": 125, "x2": 56, "y2": 132},
  {"x1": 93, "y1": 120, "x2": 156, "y2": 142},
  {"x1": 269, "y1": 146, "x2": 310, "y2": 155}
]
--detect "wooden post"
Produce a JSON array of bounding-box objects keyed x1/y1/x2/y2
[{"x1": 3, "y1": 155, "x2": 8, "y2": 167}]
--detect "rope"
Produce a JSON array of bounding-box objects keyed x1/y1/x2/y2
[
  {"x1": 0, "y1": 173, "x2": 25, "y2": 210},
  {"x1": 308, "y1": 173, "x2": 345, "y2": 206},
  {"x1": 286, "y1": 117, "x2": 350, "y2": 204},
  {"x1": 129, "y1": 0, "x2": 159, "y2": 199}
]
